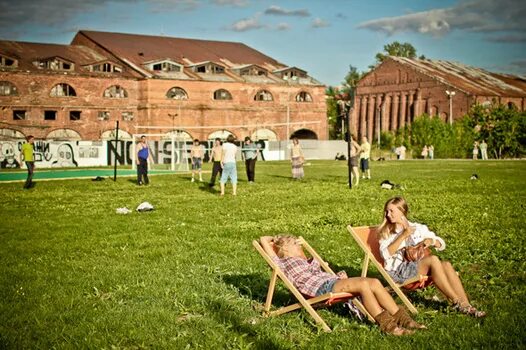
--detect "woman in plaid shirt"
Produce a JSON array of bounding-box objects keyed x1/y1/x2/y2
[{"x1": 260, "y1": 235, "x2": 425, "y2": 336}]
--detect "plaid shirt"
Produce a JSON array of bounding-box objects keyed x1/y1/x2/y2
[{"x1": 273, "y1": 256, "x2": 337, "y2": 297}]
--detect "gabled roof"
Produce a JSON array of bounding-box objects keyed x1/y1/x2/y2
[
  {"x1": 388, "y1": 56, "x2": 526, "y2": 97},
  {"x1": 0, "y1": 40, "x2": 136, "y2": 77},
  {"x1": 73, "y1": 30, "x2": 287, "y2": 72}
]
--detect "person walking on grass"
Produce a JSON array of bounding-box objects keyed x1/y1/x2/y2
[
  {"x1": 472, "y1": 141, "x2": 479, "y2": 160},
  {"x1": 428, "y1": 145, "x2": 434, "y2": 160},
  {"x1": 290, "y1": 137, "x2": 304, "y2": 180},
  {"x1": 242, "y1": 136, "x2": 259, "y2": 183},
  {"x1": 208, "y1": 138, "x2": 222, "y2": 187},
  {"x1": 377, "y1": 196, "x2": 486, "y2": 318},
  {"x1": 350, "y1": 134, "x2": 362, "y2": 186},
  {"x1": 19, "y1": 135, "x2": 35, "y2": 189},
  {"x1": 190, "y1": 139, "x2": 204, "y2": 182},
  {"x1": 220, "y1": 134, "x2": 238, "y2": 196},
  {"x1": 479, "y1": 140, "x2": 488, "y2": 160},
  {"x1": 136, "y1": 135, "x2": 154, "y2": 186},
  {"x1": 360, "y1": 136, "x2": 371, "y2": 180},
  {"x1": 260, "y1": 235, "x2": 425, "y2": 335}
]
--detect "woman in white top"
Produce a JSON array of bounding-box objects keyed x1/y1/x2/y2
[
  {"x1": 220, "y1": 134, "x2": 238, "y2": 196},
  {"x1": 377, "y1": 196, "x2": 486, "y2": 318}
]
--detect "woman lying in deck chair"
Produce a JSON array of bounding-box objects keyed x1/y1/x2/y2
[
  {"x1": 260, "y1": 235, "x2": 426, "y2": 335},
  {"x1": 377, "y1": 196, "x2": 486, "y2": 318}
]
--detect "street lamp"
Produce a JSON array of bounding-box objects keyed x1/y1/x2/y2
[{"x1": 445, "y1": 90, "x2": 456, "y2": 125}]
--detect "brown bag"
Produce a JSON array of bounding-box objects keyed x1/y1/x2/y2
[{"x1": 403, "y1": 242, "x2": 431, "y2": 262}]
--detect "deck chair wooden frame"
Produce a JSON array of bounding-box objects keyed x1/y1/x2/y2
[
  {"x1": 347, "y1": 225, "x2": 431, "y2": 314},
  {"x1": 253, "y1": 236, "x2": 374, "y2": 332}
]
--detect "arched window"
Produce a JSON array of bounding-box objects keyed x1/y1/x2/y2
[
  {"x1": 290, "y1": 128, "x2": 318, "y2": 140},
  {"x1": 101, "y1": 129, "x2": 132, "y2": 140},
  {"x1": 254, "y1": 90, "x2": 273, "y2": 101},
  {"x1": 295, "y1": 91, "x2": 312, "y2": 102},
  {"x1": 251, "y1": 128, "x2": 277, "y2": 141},
  {"x1": 0, "y1": 81, "x2": 18, "y2": 96},
  {"x1": 213, "y1": 89, "x2": 232, "y2": 100},
  {"x1": 46, "y1": 128, "x2": 82, "y2": 140},
  {"x1": 103, "y1": 85, "x2": 128, "y2": 98},
  {"x1": 166, "y1": 87, "x2": 188, "y2": 100},
  {"x1": 50, "y1": 83, "x2": 76, "y2": 97},
  {"x1": 208, "y1": 130, "x2": 234, "y2": 141}
]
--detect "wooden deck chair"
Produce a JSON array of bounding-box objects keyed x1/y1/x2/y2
[
  {"x1": 253, "y1": 237, "x2": 374, "y2": 332},
  {"x1": 347, "y1": 225, "x2": 432, "y2": 314}
]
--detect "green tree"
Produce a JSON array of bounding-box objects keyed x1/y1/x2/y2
[
  {"x1": 341, "y1": 65, "x2": 361, "y2": 96},
  {"x1": 325, "y1": 87, "x2": 339, "y2": 139},
  {"x1": 370, "y1": 41, "x2": 418, "y2": 69}
]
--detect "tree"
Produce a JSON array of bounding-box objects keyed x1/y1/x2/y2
[
  {"x1": 370, "y1": 41, "x2": 418, "y2": 69},
  {"x1": 341, "y1": 65, "x2": 361, "y2": 96}
]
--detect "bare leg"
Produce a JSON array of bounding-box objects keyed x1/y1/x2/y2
[
  {"x1": 352, "y1": 166, "x2": 360, "y2": 186},
  {"x1": 442, "y1": 261, "x2": 469, "y2": 305},
  {"x1": 333, "y1": 277, "x2": 398, "y2": 317},
  {"x1": 418, "y1": 255, "x2": 460, "y2": 303},
  {"x1": 232, "y1": 183, "x2": 237, "y2": 196},
  {"x1": 220, "y1": 182, "x2": 225, "y2": 195}
]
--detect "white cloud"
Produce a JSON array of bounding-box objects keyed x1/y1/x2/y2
[
  {"x1": 264, "y1": 5, "x2": 310, "y2": 17},
  {"x1": 312, "y1": 18, "x2": 329, "y2": 28},
  {"x1": 229, "y1": 16, "x2": 265, "y2": 32},
  {"x1": 276, "y1": 23, "x2": 291, "y2": 31},
  {"x1": 357, "y1": 0, "x2": 526, "y2": 38},
  {"x1": 211, "y1": 0, "x2": 249, "y2": 7}
]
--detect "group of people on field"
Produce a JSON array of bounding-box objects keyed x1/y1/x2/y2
[
  {"x1": 473, "y1": 140, "x2": 489, "y2": 160},
  {"x1": 135, "y1": 135, "x2": 305, "y2": 195},
  {"x1": 349, "y1": 135, "x2": 372, "y2": 187},
  {"x1": 261, "y1": 195, "x2": 485, "y2": 336}
]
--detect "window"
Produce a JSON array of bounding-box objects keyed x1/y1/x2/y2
[
  {"x1": 0, "y1": 55, "x2": 17, "y2": 68},
  {"x1": 50, "y1": 83, "x2": 76, "y2": 97},
  {"x1": 34, "y1": 58, "x2": 74, "y2": 71},
  {"x1": 152, "y1": 62, "x2": 180, "y2": 72},
  {"x1": 193, "y1": 63, "x2": 225, "y2": 74},
  {"x1": 0, "y1": 81, "x2": 18, "y2": 96},
  {"x1": 92, "y1": 62, "x2": 122, "y2": 73},
  {"x1": 44, "y1": 110, "x2": 57, "y2": 121},
  {"x1": 196, "y1": 66, "x2": 206, "y2": 73},
  {"x1": 122, "y1": 112, "x2": 134, "y2": 121},
  {"x1": 166, "y1": 87, "x2": 188, "y2": 100},
  {"x1": 296, "y1": 91, "x2": 313, "y2": 102},
  {"x1": 98, "y1": 111, "x2": 110, "y2": 121},
  {"x1": 240, "y1": 66, "x2": 267, "y2": 76},
  {"x1": 213, "y1": 89, "x2": 232, "y2": 100},
  {"x1": 69, "y1": 111, "x2": 81, "y2": 121},
  {"x1": 103, "y1": 85, "x2": 128, "y2": 98},
  {"x1": 13, "y1": 110, "x2": 26, "y2": 120},
  {"x1": 254, "y1": 90, "x2": 273, "y2": 101}
]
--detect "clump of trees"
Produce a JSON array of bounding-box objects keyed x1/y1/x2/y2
[{"x1": 379, "y1": 103, "x2": 526, "y2": 159}]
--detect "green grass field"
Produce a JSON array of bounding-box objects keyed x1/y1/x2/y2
[{"x1": 1, "y1": 160, "x2": 525, "y2": 349}]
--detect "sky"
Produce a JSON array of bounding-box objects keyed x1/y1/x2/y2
[{"x1": 0, "y1": 0, "x2": 525, "y2": 87}]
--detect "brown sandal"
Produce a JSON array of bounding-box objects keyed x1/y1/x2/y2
[{"x1": 453, "y1": 303, "x2": 486, "y2": 318}]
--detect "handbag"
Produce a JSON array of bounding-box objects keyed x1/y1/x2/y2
[{"x1": 402, "y1": 242, "x2": 431, "y2": 262}]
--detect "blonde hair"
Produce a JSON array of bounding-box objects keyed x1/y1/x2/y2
[
  {"x1": 377, "y1": 196, "x2": 409, "y2": 239},
  {"x1": 273, "y1": 235, "x2": 297, "y2": 258}
]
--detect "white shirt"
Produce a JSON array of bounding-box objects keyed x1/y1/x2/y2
[
  {"x1": 379, "y1": 221, "x2": 446, "y2": 273},
  {"x1": 222, "y1": 142, "x2": 238, "y2": 163}
]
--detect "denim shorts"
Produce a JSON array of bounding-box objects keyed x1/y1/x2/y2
[
  {"x1": 192, "y1": 157, "x2": 202, "y2": 170},
  {"x1": 220, "y1": 162, "x2": 237, "y2": 184},
  {"x1": 315, "y1": 278, "x2": 337, "y2": 296}
]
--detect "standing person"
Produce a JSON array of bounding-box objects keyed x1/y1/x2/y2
[
  {"x1": 428, "y1": 145, "x2": 434, "y2": 160},
  {"x1": 220, "y1": 134, "x2": 238, "y2": 196},
  {"x1": 360, "y1": 136, "x2": 371, "y2": 180},
  {"x1": 260, "y1": 235, "x2": 425, "y2": 335},
  {"x1": 190, "y1": 139, "x2": 204, "y2": 182},
  {"x1": 290, "y1": 137, "x2": 304, "y2": 180},
  {"x1": 479, "y1": 140, "x2": 488, "y2": 160},
  {"x1": 472, "y1": 142, "x2": 479, "y2": 160},
  {"x1": 136, "y1": 135, "x2": 154, "y2": 186},
  {"x1": 377, "y1": 196, "x2": 486, "y2": 318},
  {"x1": 399, "y1": 144, "x2": 406, "y2": 160},
  {"x1": 208, "y1": 138, "x2": 222, "y2": 187},
  {"x1": 350, "y1": 134, "x2": 362, "y2": 186},
  {"x1": 242, "y1": 136, "x2": 258, "y2": 183},
  {"x1": 421, "y1": 145, "x2": 428, "y2": 159},
  {"x1": 19, "y1": 135, "x2": 35, "y2": 189}
]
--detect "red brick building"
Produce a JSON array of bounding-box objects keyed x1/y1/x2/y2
[
  {"x1": 352, "y1": 57, "x2": 526, "y2": 142},
  {"x1": 0, "y1": 30, "x2": 327, "y2": 142}
]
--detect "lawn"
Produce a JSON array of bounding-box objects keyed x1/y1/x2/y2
[{"x1": 1, "y1": 160, "x2": 525, "y2": 349}]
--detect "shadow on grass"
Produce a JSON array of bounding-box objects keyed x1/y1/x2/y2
[
  {"x1": 222, "y1": 273, "x2": 295, "y2": 307},
  {"x1": 203, "y1": 296, "x2": 291, "y2": 350},
  {"x1": 198, "y1": 183, "x2": 220, "y2": 195}
]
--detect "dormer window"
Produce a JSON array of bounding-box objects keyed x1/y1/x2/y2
[
  {"x1": 88, "y1": 62, "x2": 122, "y2": 73},
  {"x1": 192, "y1": 62, "x2": 225, "y2": 74},
  {"x1": 275, "y1": 67, "x2": 307, "y2": 80},
  {"x1": 240, "y1": 66, "x2": 267, "y2": 76},
  {"x1": 152, "y1": 62, "x2": 181, "y2": 72},
  {"x1": 33, "y1": 57, "x2": 74, "y2": 71},
  {"x1": 0, "y1": 55, "x2": 18, "y2": 68}
]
